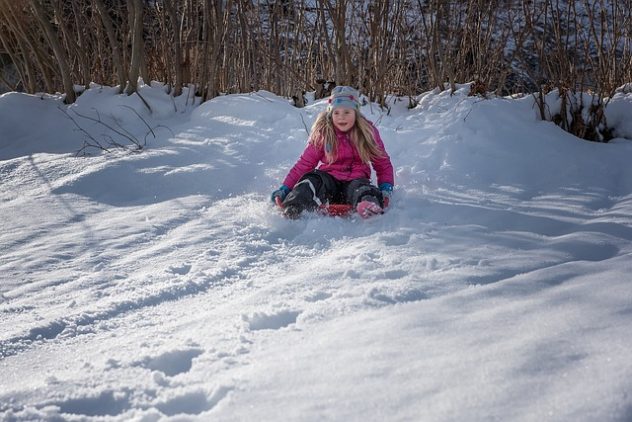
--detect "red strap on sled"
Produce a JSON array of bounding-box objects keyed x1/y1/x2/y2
[
  {"x1": 276, "y1": 196, "x2": 388, "y2": 217},
  {"x1": 322, "y1": 203, "x2": 354, "y2": 216}
]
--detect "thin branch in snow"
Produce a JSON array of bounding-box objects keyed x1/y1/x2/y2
[
  {"x1": 119, "y1": 105, "x2": 156, "y2": 145},
  {"x1": 71, "y1": 108, "x2": 143, "y2": 149},
  {"x1": 299, "y1": 113, "x2": 310, "y2": 135}
]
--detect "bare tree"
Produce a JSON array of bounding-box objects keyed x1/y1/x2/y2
[
  {"x1": 0, "y1": 1, "x2": 43, "y2": 93},
  {"x1": 164, "y1": 0, "x2": 183, "y2": 96},
  {"x1": 125, "y1": 0, "x2": 143, "y2": 95},
  {"x1": 28, "y1": 0, "x2": 75, "y2": 103},
  {"x1": 319, "y1": 0, "x2": 351, "y2": 86},
  {"x1": 94, "y1": 0, "x2": 127, "y2": 93},
  {"x1": 0, "y1": 0, "x2": 629, "y2": 131}
]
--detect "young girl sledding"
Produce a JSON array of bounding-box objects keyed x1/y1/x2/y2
[{"x1": 271, "y1": 86, "x2": 394, "y2": 219}]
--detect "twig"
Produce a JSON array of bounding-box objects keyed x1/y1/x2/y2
[
  {"x1": 135, "y1": 90, "x2": 152, "y2": 113},
  {"x1": 253, "y1": 92, "x2": 274, "y2": 102},
  {"x1": 463, "y1": 98, "x2": 487, "y2": 122},
  {"x1": 71, "y1": 108, "x2": 142, "y2": 149},
  {"x1": 58, "y1": 106, "x2": 112, "y2": 155},
  {"x1": 119, "y1": 104, "x2": 156, "y2": 142},
  {"x1": 299, "y1": 113, "x2": 310, "y2": 135},
  {"x1": 144, "y1": 125, "x2": 175, "y2": 144}
]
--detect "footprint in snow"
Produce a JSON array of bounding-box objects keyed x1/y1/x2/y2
[
  {"x1": 305, "y1": 291, "x2": 332, "y2": 302},
  {"x1": 243, "y1": 310, "x2": 301, "y2": 331},
  {"x1": 135, "y1": 348, "x2": 204, "y2": 377},
  {"x1": 368, "y1": 287, "x2": 428, "y2": 305},
  {"x1": 167, "y1": 263, "x2": 192, "y2": 275},
  {"x1": 154, "y1": 386, "x2": 233, "y2": 416},
  {"x1": 54, "y1": 389, "x2": 130, "y2": 417}
]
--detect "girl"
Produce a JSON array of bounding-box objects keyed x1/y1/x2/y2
[{"x1": 272, "y1": 86, "x2": 394, "y2": 219}]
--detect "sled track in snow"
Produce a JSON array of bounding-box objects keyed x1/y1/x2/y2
[{"x1": 0, "y1": 267, "x2": 242, "y2": 360}]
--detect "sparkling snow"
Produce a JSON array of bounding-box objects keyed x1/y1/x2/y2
[{"x1": 1, "y1": 82, "x2": 632, "y2": 421}]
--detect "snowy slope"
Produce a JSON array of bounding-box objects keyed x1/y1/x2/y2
[{"x1": 1, "y1": 83, "x2": 632, "y2": 421}]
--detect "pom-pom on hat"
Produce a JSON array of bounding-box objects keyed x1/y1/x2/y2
[{"x1": 327, "y1": 86, "x2": 360, "y2": 112}]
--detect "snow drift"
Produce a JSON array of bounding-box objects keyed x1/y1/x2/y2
[{"x1": 1, "y1": 83, "x2": 632, "y2": 421}]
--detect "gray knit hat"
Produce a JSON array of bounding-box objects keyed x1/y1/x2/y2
[{"x1": 327, "y1": 86, "x2": 361, "y2": 112}]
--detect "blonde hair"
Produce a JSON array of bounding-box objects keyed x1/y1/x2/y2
[{"x1": 309, "y1": 110, "x2": 384, "y2": 164}]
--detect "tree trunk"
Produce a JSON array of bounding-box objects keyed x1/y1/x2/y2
[
  {"x1": 29, "y1": 0, "x2": 76, "y2": 103},
  {"x1": 93, "y1": 0, "x2": 126, "y2": 92},
  {"x1": 0, "y1": 26, "x2": 30, "y2": 92},
  {"x1": 205, "y1": 0, "x2": 232, "y2": 100},
  {"x1": 164, "y1": 0, "x2": 183, "y2": 96},
  {"x1": 126, "y1": 0, "x2": 143, "y2": 95},
  {"x1": 324, "y1": 0, "x2": 350, "y2": 85},
  {"x1": 68, "y1": 0, "x2": 91, "y2": 89},
  {"x1": 1, "y1": 0, "x2": 55, "y2": 93}
]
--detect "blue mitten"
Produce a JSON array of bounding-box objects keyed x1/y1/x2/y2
[
  {"x1": 271, "y1": 185, "x2": 290, "y2": 203},
  {"x1": 379, "y1": 183, "x2": 393, "y2": 206}
]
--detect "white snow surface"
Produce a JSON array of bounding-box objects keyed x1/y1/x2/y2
[{"x1": 1, "y1": 83, "x2": 632, "y2": 421}]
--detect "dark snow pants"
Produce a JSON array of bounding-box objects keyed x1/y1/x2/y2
[{"x1": 282, "y1": 170, "x2": 384, "y2": 213}]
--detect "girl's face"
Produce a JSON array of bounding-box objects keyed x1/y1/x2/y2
[{"x1": 331, "y1": 107, "x2": 356, "y2": 132}]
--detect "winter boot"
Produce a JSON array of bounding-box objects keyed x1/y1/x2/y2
[
  {"x1": 356, "y1": 200, "x2": 383, "y2": 219},
  {"x1": 283, "y1": 204, "x2": 302, "y2": 220}
]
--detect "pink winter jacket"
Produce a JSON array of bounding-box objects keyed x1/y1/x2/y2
[{"x1": 283, "y1": 124, "x2": 394, "y2": 189}]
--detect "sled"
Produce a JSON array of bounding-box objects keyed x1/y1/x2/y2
[
  {"x1": 275, "y1": 196, "x2": 353, "y2": 217},
  {"x1": 275, "y1": 196, "x2": 388, "y2": 217}
]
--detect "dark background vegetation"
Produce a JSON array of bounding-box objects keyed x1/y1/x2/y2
[{"x1": 1, "y1": 0, "x2": 631, "y2": 140}]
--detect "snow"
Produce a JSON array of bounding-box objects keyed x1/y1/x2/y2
[{"x1": 1, "y1": 82, "x2": 632, "y2": 421}]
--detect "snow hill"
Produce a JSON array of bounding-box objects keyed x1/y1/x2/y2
[{"x1": 1, "y1": 83, "x2": 632, "y2": 421}]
